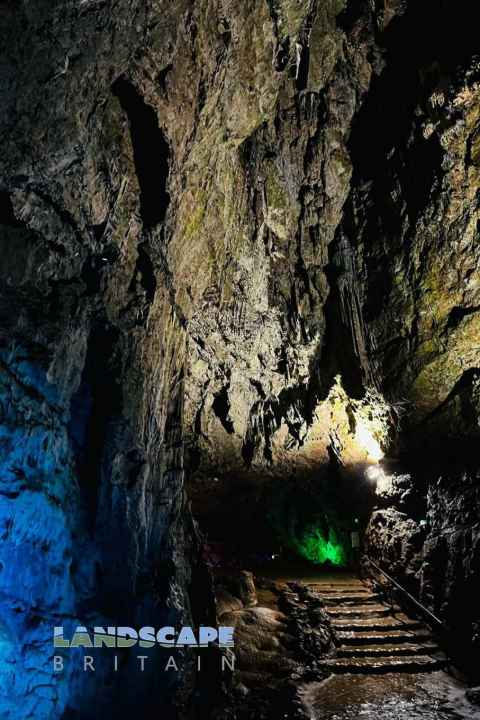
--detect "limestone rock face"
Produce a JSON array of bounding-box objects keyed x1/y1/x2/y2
[
  {"x1": 330, "y1": 1, "x2": 480, "y2": 440},
  {"x1": 345, "y1": 1, "x2": 480, "y2": 675},
  {"x1": 182, "y1": 0, "x2": 382, "y2": 481},
  {"x1": 422, "y1": 473, "x2": 480, "y2": 632},
  {"x1": 0, "y1": 1, "x2": 200, "y2": 716},
  {"x1": 365, "y1": 507, "x2": 425, "y2": 583},
  {"x1": 365, "y1": 468, "x2": 480, "y2": 675}
]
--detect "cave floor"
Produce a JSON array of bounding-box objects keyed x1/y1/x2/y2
[
  {"x1": 249, "y1": 566, "x2": 479, "y2": 719},
  {"x1": 301, "y1": 671, "x2": 479, "y2": 720},
  {"x1": 301, "y1": 573, "x2": 479, "y2": 718}
]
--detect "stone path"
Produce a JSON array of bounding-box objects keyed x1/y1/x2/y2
[
  {"x1": 302, "y1": 671, "x2": 480, "y2": 720},
  {"x1": 300, "y1": 574, "x2": 480, "y2": 720},
  {"x1": 309, "y1": 576, "x2": 445, "y2": 674}
]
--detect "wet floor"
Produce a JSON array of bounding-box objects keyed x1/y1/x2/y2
[
  {"x1": 253, "y1": 567, "x2": 480, "y2": 719},
  {"x1": 302, "y1": 671, "x2": 480, "y2": 720}
]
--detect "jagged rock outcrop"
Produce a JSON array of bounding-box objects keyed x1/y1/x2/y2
[
  {"x1": 365, "y1": 468, "x2": 480, "y2": 677},
  {"x1": 213, "y1": 576, "x2": 333, "y2": 720},
  {"x1": 183, "y1": 0, "x2": 386, "y2": 481}
]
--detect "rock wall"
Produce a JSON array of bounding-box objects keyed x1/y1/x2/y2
[
  {"x1": 365, "y1": 466, "x2": 480, "y2": 677},
  {"x1": 350, "y1": 1, "x2": 480, "y2": 674},
  {"x1": 183, "y1": 0, "x2": 385, "y2": 482},
  {"x1": 180, "y1": 0, "x2": 480, "y2": 671},
  {"x1": 0, "y1": 1, "x2": 198, "y2": 716}
]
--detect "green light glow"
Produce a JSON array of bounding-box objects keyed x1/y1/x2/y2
[{"x1": 295, "y1": 527, "x2": 346, "y2": 566}]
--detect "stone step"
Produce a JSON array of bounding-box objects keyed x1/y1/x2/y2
[
  {"x1": 321, "y1": 654, "x2": 445, "y2": 674},
  {"x1": 327, "y1": 603, "x2": 394, "y2": 618},
  {"x1": 336, "y1": 642, "x2": 439, "y2": 658},
  {"x1": 318, "y1": 593, "x2": 380, "y2": 605},
  {"x1": 332, "y1": 615, "x2": 422, "y2": 631},
  {"x1": 336, "y1": 629, "x2": 433, "y2": 645},
  {"x1": 309, "y1": 584, "x2": 367, "y2": 593}
]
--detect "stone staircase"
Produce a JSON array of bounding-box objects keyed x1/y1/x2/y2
[{"x1": 308, "y1": 578, "x2": 447, "y2": 675}]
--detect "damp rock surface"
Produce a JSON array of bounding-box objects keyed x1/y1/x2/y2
[{"x1": 302, "y1": 671, "x2": 480, "y2": 720}]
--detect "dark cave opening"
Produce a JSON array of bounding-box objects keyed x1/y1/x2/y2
[
  {"x1": 266, "y1": 469, "x2": 376, "y2": 568},
  {"x1": 190, "y1": 460, "x2": 378, "y2": 575},
  {"x1": 295, "y1": 44, "x2": 310, "y2": 92},
  {"x1": 112, "y1": 76, "x2": 170, "y2": 227},
  {"x1": 0, "y1": 190, "x2": 22, "y2": 227},
  {"x1": 212, "y1": 386, "x2": 235, "y2": 435},
  {"x1": 129, "y1": 241, "x2": 157, "y2": 303},
  {"x1": 68, "y1": 322, "x2": 123, "y2": 525},
  {"x1": 350, "y1": 0, "x2": 479, "y2": 176}
]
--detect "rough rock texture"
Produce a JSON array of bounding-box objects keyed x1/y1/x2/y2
[
  {"x1": 2, "y1": 0, "x2": 480, "y2": 716},
  {"x1": 0, "y1": 1, "x2": 204, "y2": 716},
  {"x1": 214, "y1": 577, "x2": 333, "y2": 719},
  {"x1": 466, "y1": 687, "x2": 480, "y2": 706},
  {"x1": 365, "y1": 468, "x2": 480, "y2": 677},
  {"x1": 352, "y1": 1, "x2": 480, "y2": 678},
  {"x1": 183, "y1": 0, "x2": 387, "y2": 483}
]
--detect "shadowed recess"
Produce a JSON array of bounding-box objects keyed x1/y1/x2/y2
[{"x1": 112, "y1": 77, "x2": 170, "y2": 227}]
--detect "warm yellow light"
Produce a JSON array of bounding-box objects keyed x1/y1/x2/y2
[
  {"x1": 355, "y1": 421, "x2": 384, "y2": 463},
  {"x1": 365, "y1": 465, "x2": 383, "y2": 482}
]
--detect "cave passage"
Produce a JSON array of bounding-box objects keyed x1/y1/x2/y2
[
  {"x1": 4, "y1": 0, "x2": 480, "y2": 716},
  {"x1": 190, "y1": 457, "x2": 377, "y2": 574}
]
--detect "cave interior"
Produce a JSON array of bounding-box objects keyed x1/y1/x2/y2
[{"x1": 1, "y1": 0, "x2": 480, "y2": 718}]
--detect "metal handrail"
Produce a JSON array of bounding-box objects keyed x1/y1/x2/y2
[{"x1": 365, "y1": 556, "x2": 447, "y2": 633}]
